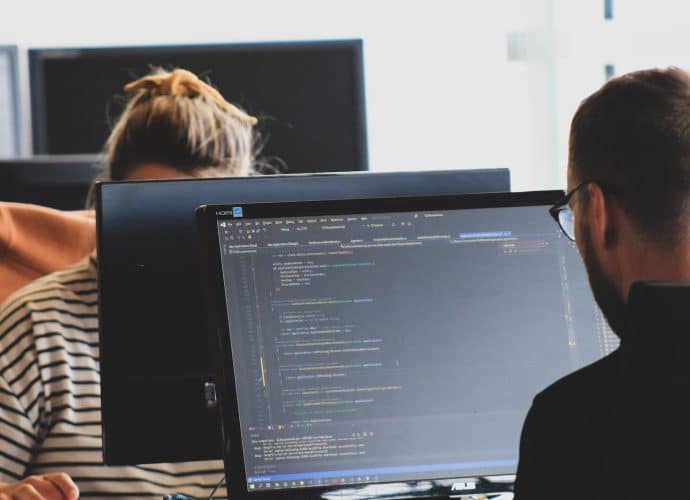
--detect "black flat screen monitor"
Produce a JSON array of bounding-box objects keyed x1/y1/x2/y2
[
  {"x1": 96, "y1": 169, "x2": 510, "y2": 465},
  {"x1": 30, "y1": 40, "x2": 368, "y2": 173},
  {"x1": 0, "y1": 155, "x2": 101, "y2": 210},
  {"x1": 196, "y1": 191, "x2": 619, "y2": 499}
]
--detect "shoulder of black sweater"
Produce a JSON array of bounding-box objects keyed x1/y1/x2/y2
[{"x1": 531, "y1": 348, "x2": 622, "y2": 414}]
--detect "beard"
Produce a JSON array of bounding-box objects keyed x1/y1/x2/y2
[{"x1": 579, "y1": 225, "x2": 628, "y2": 338}]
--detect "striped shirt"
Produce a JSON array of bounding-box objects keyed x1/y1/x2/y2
[{"x1": 0, "y1": 255, "x2": 227, "y2": 498}]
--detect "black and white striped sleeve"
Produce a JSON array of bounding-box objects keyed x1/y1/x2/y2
[{"x1": 0, "y1": 373, "x2": 35, "y2": 481}]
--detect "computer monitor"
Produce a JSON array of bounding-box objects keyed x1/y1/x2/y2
[
  {"x1": 0, "y1": 155, "x2": 102, "y2": 209},
  {"x1": 96, "y1": 169, "x2": 510, "y2": 465},
  {"x1": 0, "y1": 46, "x2": 20, "y2": 157},
  {"x1": 196, "y1": 191, "x2": 619, "y2": 499},
  {"x1": 30, "y1": 40, "x2": 368, "y2": 173}
]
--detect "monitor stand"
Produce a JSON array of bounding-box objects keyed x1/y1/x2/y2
[{"x1": 319, "y1": 476, "x2": 515, "y2": 500}]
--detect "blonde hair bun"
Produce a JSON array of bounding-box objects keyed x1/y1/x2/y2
[
  {"x1": 103, "y1": 67, "x2": 262, "y2": 183},
  {"x1": 124, "y1": 68, "x2": 258, "y2": 126}
]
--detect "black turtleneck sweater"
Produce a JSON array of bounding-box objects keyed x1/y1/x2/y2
[{"x1": 515, "y1": 342, "x2": 690, "y2": 499}]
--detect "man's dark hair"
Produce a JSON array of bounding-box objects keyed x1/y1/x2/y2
[{"x1": 569, "y1": 67, "x2": 690, "y2": 244}]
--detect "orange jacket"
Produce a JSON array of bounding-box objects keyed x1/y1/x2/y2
[{"x1": 0, "y1": 203, "x2": 95, "y2": 304}]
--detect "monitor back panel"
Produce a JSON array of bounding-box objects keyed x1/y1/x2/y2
[
  {"x1": 0, "y1": 155, "x2": 101, "y2": 210},
  {"x1": 97, "y1": 169, "x2": 510, "y2": 465}
]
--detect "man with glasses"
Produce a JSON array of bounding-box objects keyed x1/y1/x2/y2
[{"x1": 514, "y1": 67, "x2": 690, "y2": 498}]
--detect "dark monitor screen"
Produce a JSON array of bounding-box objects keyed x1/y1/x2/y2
[
  {"x1": 0, "y1": 155, "x2": 101, "y2": 210},
  {"x1": 96, "y1": 169, "x2": 510, "y2": 466},
  {"x1": 198, "y1": 192, "x2": 619, "y2": 499},
  {"x1": 30, "y1": 40, "x2": 368, "y2": 173}
]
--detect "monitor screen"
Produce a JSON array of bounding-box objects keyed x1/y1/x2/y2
[
  {"x1": 30, "y1": 40, "x2": 368, "y2": 173},
  {"x1": 202, "y1": 192, "x2": 618, "y2": 496},
  {"x1": 96, "y1": 169, "x2": 510, "y2": 466},
  {"x1": 0, "y1": 46, "x2": 20, "y2": 157},
  {"x1": 0, "y1": 155, "x2": 101, "y2": 210}
]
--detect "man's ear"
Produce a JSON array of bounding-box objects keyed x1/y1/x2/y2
[{"x1": 585, "y1": 182, "x2": 616, "y2": 249}]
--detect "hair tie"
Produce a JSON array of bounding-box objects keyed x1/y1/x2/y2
[{"x1": 124, "y1": 68, "x2": 258, "y2": 126}]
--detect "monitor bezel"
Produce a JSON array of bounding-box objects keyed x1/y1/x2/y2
[
  {"x1": 197, "y1": 189, "x2": 563, "y2": 500},
  {"x1": 28, "y1": 39, "x2": 368, "y2": 171}
]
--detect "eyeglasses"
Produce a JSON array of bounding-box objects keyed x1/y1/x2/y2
[{"x1": 549, "y1": 180, "x2": 613, "y2": 241}]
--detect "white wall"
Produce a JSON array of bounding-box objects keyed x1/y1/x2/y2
[
  {"x1": 9, "y1": 0, "x2": 671, "y2": 192},
  {"x1": 0, "y1": 51, "x2": 18, "y2": 157},
  {"x1": 1, "y1": 0, "x2": 555, "y2": 190}
]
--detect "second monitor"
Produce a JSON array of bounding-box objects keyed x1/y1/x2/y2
[
  {"x1": 30, "y1": 40, "x2": 368, "y2": 173},
  {"x1": 96, "y1": 169, "x2": 510, "y2": 466}
]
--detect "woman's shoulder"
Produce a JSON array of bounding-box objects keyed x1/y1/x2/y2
[{"x1": 0, "y1": 256, "x2": 98, "y2": 334}]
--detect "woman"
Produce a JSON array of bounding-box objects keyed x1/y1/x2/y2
[{"x1": 0, "y1": 68, "x2": 260, "y2": 499}]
